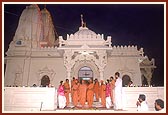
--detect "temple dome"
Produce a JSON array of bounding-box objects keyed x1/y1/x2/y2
[{"x1": 74, "y1": 26, "x2": 97, "y2": 37}]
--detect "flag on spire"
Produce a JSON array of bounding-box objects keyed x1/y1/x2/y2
[{"x1": 81, "y1": 14, "x2": 84, "y2": 27}]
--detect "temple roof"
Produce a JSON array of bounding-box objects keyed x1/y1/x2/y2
[
  {"x1": 40, "y1": 7, "x2": 56, "y2": 46},
  {"x1": 74, "y1": 26, "x2": 97, "y2": 38},
  {"x1": 73, "y1": 14, "x2": 97, "y2": 39}
]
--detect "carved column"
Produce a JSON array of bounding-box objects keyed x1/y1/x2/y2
[
  {"x1": 99, "y1": 68, "x2": 104, "y2": 80},
  {"x1": 96, "y1": 50, "x2": 107, "y2": 81},
  {"x1": 66, "y1": 68, "x2": 71, "y2": 82},
  {"x1": 63, "y1": 50, "x2": 74, "y2": 83}
]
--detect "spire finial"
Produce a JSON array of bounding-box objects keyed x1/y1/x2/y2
[
  {"x1": 44, "y1": 4, "x2": 46, "y2": 9},
  {"x1": 81, "y1": 14, "x2": 84, "y2": 27}
]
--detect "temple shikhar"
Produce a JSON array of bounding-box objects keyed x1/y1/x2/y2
[{"x1": 4, "y1": 4, "x2": 156, "y2": 88}]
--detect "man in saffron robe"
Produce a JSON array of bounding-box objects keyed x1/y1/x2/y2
[
  {"x1": 110, "y1": 76, "x2": 115, "y2": 105},
  {"x1": 79, "y1": 80, "x2": 87, "y2": 108},
  {"x1": 71, "y1": 77, "x2": 76, "y2": 101},
  {"x1": 72, "y1": 79, "x2": 79, "y2": 107},
  {"x1": 64, "y1": 79, "x2": 70, "y2": 106},
  {"x1": 94, "y1": 78, "x2": 100, "y2": 102},
  {"x1": 100, "y1": 80, "x2": 106, "y2": 107},
  {"x1": 87, "y1": 79, "x2": 94, "y2": 108}
]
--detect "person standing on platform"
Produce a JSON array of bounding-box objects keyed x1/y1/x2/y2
[
  {"x1": 64, "y1": 79, "x2": 70, "y2": 107},
  {"x1": 110, "y1": 76, "x2": 115, "y2": 105},
  {"x1": 136, "y1": 94, "x2": 148, "y2": 111},
  {"x1": 71, "y1": 77, "x2": 76, "y2": 101},
  {"x1": 87, "y1": 79, "x2": 94, "y2": 108},
  {"x1": 71, "y1": 77, "x2": 76, "y2": 87},
  {"x1": 79, "y1": 80, "x2": 87, "y2": 108},
  {"x1": 114, "y1": 72, "x2": 123, "y2": 110},
  {"x1": 94, "y1": 78, "x2": 100, "y2": 102},
  {"x1": 72, "y1": 79, "x2": 79, "y2": 107},
  {"x1": 106, "y1": 79, "x2": 112, "y2": 109},
  {"x1": 58, "y1": 81, "x2": 66, "y2": 109},
  {"x1": 100, "y1": 80, "x2": 106, "y2": 107}
]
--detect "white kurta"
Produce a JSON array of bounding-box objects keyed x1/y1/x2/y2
[
  {"x1": 114, "y1": 77, "x2": 123, "y2": 110},
  {"x1": 137, "y1": 101, "x2": 149, "y2": 111}
]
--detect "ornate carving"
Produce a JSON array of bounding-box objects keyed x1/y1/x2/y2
[
  {"x1": 118, "y1": 66, "x2": 135, "y2": 82},
  {"x1": 141, "y1": 68, "x2": 154, "y2": 86},
  {"x1": 139, "y1": 56, "x2": 155, "y2": 85},
  {"x1": 140, "y1": 56, "x2": 155, "y2": 67},
  {"x1": 59, "y1": 36, "x2": 66, "y2": 47},
  {"x1": 104, "y1": 36, "x2": 112, "y2": 47},
  {"x1": 81, "y1": 44, "x2": 90, "y2": 49},
  {"x1": 63, "y1": 49, "x2": 107, "y2": 80},
  {"x1": 38, "y1": 66, "x2": 56, "y2": 84},
  {"x1": 14, "y1": 66, "x2": 23, "y2": 86},
  {"x1": 139, "y1": 48, "x2": 144, "y2": 56}
]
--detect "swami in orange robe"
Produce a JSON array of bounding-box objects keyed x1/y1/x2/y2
[
  {"x1": 79, "y1": 80, "x2": 87, "y2": 107},
  {"x1": 87, "y1": 79, "x2": 94, "y2": 108},
  {"x1": 71, "y1": 77, "x2": 76, "y2": 102},
  {"x1": 72, "y1": 79, "x2": 79, "y2": 107},
  {"x1": 64, "y1": 79, "x2": 70, "y2": 106},
  {"x1": 94, "y1": 79, "x2": 100, "y2": 101},
  {"x1": 110, "y1": 77, "x2": 115, "y2": 104},
  {"x1": 100, "y1": 80, "x2": 106, "y2": 107}
]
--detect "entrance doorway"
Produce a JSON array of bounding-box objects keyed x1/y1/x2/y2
[
  {"x1": 78, "y1": 66, "x2": 93, "y2": 84},
  {"x1": 41, "y1": 75, "x2": 50, "y2": 87},
  {"x1": 122, "y1": 75, "x2": 131, "y2": 87}
]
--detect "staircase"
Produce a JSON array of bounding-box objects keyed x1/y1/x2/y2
[{"x1": 67, "y1": 101, "x2": 103, "y2": 108}]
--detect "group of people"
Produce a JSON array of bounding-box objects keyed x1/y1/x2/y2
[
  {"x1": 57, "y1": 72, "x2": 165, "y2": 111},
  {"x1": 57, "y1": 72, "x2": 124, "y2": 110},
  {"x1": 136, "y1": 94, "x2": 164, "y2": 111}
]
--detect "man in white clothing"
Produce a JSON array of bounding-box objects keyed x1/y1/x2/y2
[
  {"x1": 114, "y1": 72, "x2": 123, "y2": 110},
  {"x1": 136, "y1": 94, "x2": 148, "y2": 111}
]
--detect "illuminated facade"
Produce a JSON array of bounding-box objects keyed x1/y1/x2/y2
[{"x1": 4, "y1": 4, "x2": 156, "y2": 87}]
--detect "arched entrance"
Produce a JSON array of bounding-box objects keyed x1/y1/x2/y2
[
  {"x1": 41, "y1": 75, "x2": 50, "y2": 87},
  {"x1": 122, "y1": 75, "x2": 131, "y2": 87},
  {"x1": 78, "y1": 66, "x2": 93, "y2": 84}
]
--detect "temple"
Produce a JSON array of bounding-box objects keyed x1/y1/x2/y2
[{"x1": 4, "y1": 4, "x2": 156, "y2": 88}]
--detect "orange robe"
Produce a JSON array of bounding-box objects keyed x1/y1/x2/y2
[
  {"x1": 110, "y1": 80, "x2": 115, "y2": 104},
  {"x1": 79, "y1": 84, "x2": 87, "y2": 107},
  {"x1": 64, "y1": 82, "x2": 70, "y2": 106},
  {"x1": 72, "y1": 83, "x2": 79, "y2": 107},
  {"x1": 94, "y1": 82, "x2": 100, "y2": 101},
  {"x1": 100, "y1": 84, "x2": 106, "y2": 107},
  {"x1": 71, "y1": 80, "x2": 76, "y2": 101},
  {"x1": 87, "y1": 83, "x2": 94, "y2": 108}
]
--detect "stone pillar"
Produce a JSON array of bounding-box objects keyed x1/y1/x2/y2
[
  {"x1": 94, "y1": 50, "x2": 107, "y2": 81},
  {"x1": 99, "y1": 68, "x2": 104, "y2": 80},
  {"x1": 67, "y1": 70, "x2": 71, "y2": 79}
]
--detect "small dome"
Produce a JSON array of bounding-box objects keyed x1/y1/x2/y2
[{"x1": 74, "y1": 27, "x2": 97, "y2": 37}]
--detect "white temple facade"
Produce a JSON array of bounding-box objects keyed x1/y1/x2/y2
[{"x1": 4, "y1": 4, "x2": 156, "y2": 88}]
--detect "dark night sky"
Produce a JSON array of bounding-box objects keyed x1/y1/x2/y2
[{"x1": 4, "y1": 3, "x2": 164, "y2": 86}]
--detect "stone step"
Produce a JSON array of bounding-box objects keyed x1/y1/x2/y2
[{"x1": 67, "y1": 101, "x2": 104, "y2": 108}]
